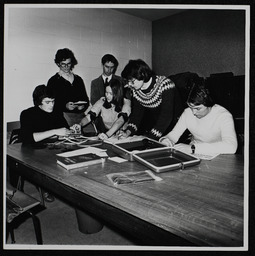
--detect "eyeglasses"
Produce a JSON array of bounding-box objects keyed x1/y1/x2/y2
[
  {"x1": 59, "y1": 62, "x2": 72, "y2": 68},
  {"x1": 128, "y1": 78, "x2": 136, "y2": 85}
]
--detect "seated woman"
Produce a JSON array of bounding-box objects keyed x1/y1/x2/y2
[
  {"x1": 80, "y1": 79, "x2": 131, "y2": 140},
  {"x1": 20, "y1": 85, "x2": 71, "y2": 144},
  {"x1": 160, "y1": 78, "x2": 238, "y2": 155}
]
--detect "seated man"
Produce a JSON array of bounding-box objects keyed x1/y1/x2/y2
[
  {"x1": 20, "y1": 84, "x2": 71, "y2": 202},
  {"x1": 20, "y1": 85, "x2": 71, "y2": 144},
  {"x1": 160, "y1": 77, "x2": 238, "y2": 155}
]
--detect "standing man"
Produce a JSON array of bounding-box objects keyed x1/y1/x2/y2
[
  {"x1": 90, "y1": 54, "x2": 122, "y2": 105},
  {"x1": 120, "y1": 59, "x2": 183, "y2": 141}
]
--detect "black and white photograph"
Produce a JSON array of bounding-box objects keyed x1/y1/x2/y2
[{"x1": 2, "y1": 1, "x2": 252, "y2": 255}]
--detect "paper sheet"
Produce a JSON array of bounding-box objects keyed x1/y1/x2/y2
[{"x1": 56, "y1": 147, "x2": 108, "y2": 158}]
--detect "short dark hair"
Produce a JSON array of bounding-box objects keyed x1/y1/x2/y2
[
  {"x1": 104, "y1": 79, "x2": 124, "y2": 112},
  {"x1": 121, "y1": 59, "x2": 154, "y2": 83},
  {"x1": 101, "y1": 54, "x2": 118, "y2": 68},
  {"x1": 187, "y1": 77, "x2": 214, "y2": 107},
  {"x1": 33, "y1": 85, "x2": 55, "y2": 106},
  {"x1": 54, "y1": 48, "x2": 78, "y2": 69}
]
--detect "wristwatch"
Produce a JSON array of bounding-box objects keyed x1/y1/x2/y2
[{"x1": 191, "y1": 144, "x2": 195, "y2": 154}]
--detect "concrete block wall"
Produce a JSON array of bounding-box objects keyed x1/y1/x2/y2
[{"x1": 4, "y1": 6, "x2": 152, "y2": 122}]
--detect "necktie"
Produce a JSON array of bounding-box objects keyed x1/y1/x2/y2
[{"x1": 104, "y1": 78, "x2": 109, "y2": 87}]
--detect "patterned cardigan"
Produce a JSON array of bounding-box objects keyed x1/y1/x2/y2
[{"x1": 126, "y1": 75, "x2": 177, "y2": 140}]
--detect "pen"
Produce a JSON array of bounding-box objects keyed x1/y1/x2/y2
[{"x1": 92, "y1": 121, "x2": 98, "y2": 135}]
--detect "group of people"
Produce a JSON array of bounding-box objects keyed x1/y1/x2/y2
[
  {"x1": 20, "y1": 47, "x2": 238, "y2": 159},
  {"x1": 18, "y1": 48, "x2": 238, "y2": 202}
]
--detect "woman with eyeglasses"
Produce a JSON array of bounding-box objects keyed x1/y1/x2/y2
[
  {"x1": 159, "y1": 77, "x2": 238, "y2": 155},
  {"x1": 47, "y1": 48, "x2": 90, "y2": 125},
  {"x1": 119, "y1": 59, "x2": 183, "y2": 141}
]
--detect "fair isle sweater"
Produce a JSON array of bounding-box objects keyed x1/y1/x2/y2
[{"x1": 127, "y1": 75, "x2": 176, "y2": 140}]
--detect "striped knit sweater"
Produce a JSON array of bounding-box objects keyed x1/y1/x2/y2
[{"x1": 127, "y1": 75, "x2": 176, "y2": 140}]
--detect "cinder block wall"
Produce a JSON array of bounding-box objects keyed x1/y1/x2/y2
[{"x1": 5, "y1": 7, "x2": 152, "y2": 122}]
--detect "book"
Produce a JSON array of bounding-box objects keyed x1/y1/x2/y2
[
  {"x1": 56, "y1": 153, "x2": 103, "y2": 170},
  {"x1": 73, "y1": 101, "x2": 87, "y2": 105}
]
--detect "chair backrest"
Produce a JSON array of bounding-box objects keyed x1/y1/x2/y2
[
  {"x1": 168, "y1": 72, "x2": 200, "y2": 108},
  {"x1": 6, "y1": 186, "x2": 40, "y2": 223},
  {"x1": 9, "y1": 129, "x2": 22, "y2": 144}
]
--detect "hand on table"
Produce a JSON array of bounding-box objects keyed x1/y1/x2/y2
[
  {"x1": 54, "y1": 128, "x2": 71, "y2": 137},
  {"x1": 70, "y1": 124, "x2": 81, "y2": 134},
  {"x1": 98, "y1": 133, "x2": 109, "y2": 140},
  {"x1": 160, "y1": 137, "x2": 174, "y2": 147},
  {"x1": 174, "y1": 143, "x2": 192, "y2": 154},
  {"x1": 117, "y1": 130, "x2": 131, "y2": 139}
]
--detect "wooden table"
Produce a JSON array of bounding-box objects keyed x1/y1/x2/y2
[{"x1": 6, "y1": 142, "x2": 244, "y2": 246}]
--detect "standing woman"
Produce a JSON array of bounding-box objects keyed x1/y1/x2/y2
[
  {"x1": 47, "y1": 48, "x2": 90, "y2": 125},
  {"x1": 120, "y1": 59, "x2": 183, "y2": 141}
]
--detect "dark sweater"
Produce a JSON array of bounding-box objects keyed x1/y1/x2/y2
[
  {"x1": 127, "y1": 76, "x2": 182, "y2": 140},
  {"x1": 47, "y1": 73, "x2": 89, "y2": 114},
  {"x1": 20, "y1": 106, "x2": 69, "y2": 144}
]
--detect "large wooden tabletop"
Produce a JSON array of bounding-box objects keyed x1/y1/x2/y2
[{"x1": 6, "y1": 142, "x2": 244, "y2": 247}]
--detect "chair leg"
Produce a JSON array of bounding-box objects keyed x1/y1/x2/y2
[
  {"x1": 10, "y1": 228, "x2": 15, "y2": 244},
  {"x1": 6, "y1": 223, "x2": 16, "y2": 244},
  {"x1": 28, "y1": 211, "x2": 43, "y2": 244}
]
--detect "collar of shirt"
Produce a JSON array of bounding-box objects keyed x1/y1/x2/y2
[
  {"x1": 102, "y1": 74, "x2": 112, "y2": 83},
  {"x1": 59, "y1": 70, "x2": 73, "y2": 77},
  {"x1": 58, "y1": 70, "x2": 74, "y2": 84}
]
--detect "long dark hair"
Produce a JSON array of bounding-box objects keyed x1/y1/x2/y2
[
  {"x1": 121, "y1": 59, "x2": 154, "y2": 83},
  {"x1": 187, "y1": 77, "x2": 214, "y2": 107},
  {"x1": 103, "y1": 79, "x2": 124, "y2": 112}
]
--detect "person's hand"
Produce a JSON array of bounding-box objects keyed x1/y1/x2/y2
[
  {"x1": 66, "y1": 102, "x2": 77, "y2": 111},
  {"x1": 80, "y1": 117, "x2": 88, "y2": 127},
  {"x1": 159, "y1": 137, "x2": 174, "y2": 147},
  {"x1": 70, "y1": 124, "x2": 81, "y2": 134},
  {"x1": 117, "y1": 130, "x2": 131, "y2": 139},
  {"x1": 174, "y1": 143, "x2": 192, "y2": 154},
  {"x1": 54, "y1": 128, "x2": 71, "y2": 137},
  {"x1": 98, "y1": 133, "x2": 109, "y2": 140},
  {"x1": 77, "y1": 105, "x2": 85, "y2": 111}
]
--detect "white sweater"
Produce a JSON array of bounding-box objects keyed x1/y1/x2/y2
[{"x1": 165, "y1": 104, "x2": 238, "y2": 154}]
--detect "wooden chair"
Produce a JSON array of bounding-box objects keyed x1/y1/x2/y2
[{"x1": 6, "y1": 183, "x2": 43, "y2": 244}]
